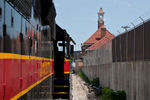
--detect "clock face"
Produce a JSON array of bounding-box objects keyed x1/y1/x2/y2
[
  {"x1": 99, "y1": 15, "x2": 103, "y2": 19},
  {"x1": 99, "y1": 20, "x2": 103, "y2": 23},
  {"x1": 98, "y1": 14, "x2": 104, "y2": 23},
  {"x1": 99, "y1": 18, "x2": 103, "y2": 23}
]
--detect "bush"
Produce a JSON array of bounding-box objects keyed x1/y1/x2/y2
[
  {"x1": 101, "y1": 87, "x2": 115, "y2": 100},
  {"x1": 101, "y1": 87, "x2": 126, "y2": 100},
  {"x1": 116, "y1": 90, "x2": 126, "y2": 100},
  {"x1": 91, "y1": 77, "x2": 100, "y2": 87}
]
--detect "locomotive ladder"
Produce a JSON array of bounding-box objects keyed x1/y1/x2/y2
[
  {"x1": 53, "y1": 75, "x2": 70, "y2": 99},
  {"x1": 53, "y1": 52, "x2": 70, "y2": 99}
]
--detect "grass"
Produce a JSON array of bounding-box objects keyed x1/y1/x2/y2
[
  {"x1": 77, "y1": 71, "x2": 90, "y2": 83},
  {"x1": 77, "y1": 71, "x2": 126, "y2": 100}
]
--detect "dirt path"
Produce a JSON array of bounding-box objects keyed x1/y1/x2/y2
[{"x1": 71, "y1": 74, "x2": 99, "y2": 100}]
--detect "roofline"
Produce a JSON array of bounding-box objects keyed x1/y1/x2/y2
[
  {"x1": 106, "y1": 29, "x2": 115, "y2": 37},
  {"x1": 81, "y1": 43, "x2": 93, "y2": 47},
  {"x1": 86, "y1": 49, "x2": 96, "y2": 51}
]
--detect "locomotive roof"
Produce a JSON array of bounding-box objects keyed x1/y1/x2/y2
[
  {"x1": 56, "y1": 24, "x2": 76, "y2": 45},
  {"x1": 7, "y1": 0, "x2": 56, "y2": 25}
]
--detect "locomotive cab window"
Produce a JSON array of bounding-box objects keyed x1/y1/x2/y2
[
  {"x1": 57, "y1": 41, "x2": 63, "y2": 52},
  {"x1": 57, "y1": 41, "x2": 70, "y2": 59},
  {"x1": 70, "y1": 45, "x2": 74, "y2": 57},
  {"x1": 65, "y1": 41, "x2": 70, "y2": 59},
  {"x1": 11, "y1": 9, "x2": 14, "y2": 27}
]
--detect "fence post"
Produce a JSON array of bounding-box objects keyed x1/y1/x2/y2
[
  {"x1": 126, "y1": 31, "x2": 128, "y2": 61},
  {"x1": 120, "y1": 36, "x2": 122, "y2": 61},
  {"x1": 139, "y1": 17, "x2": 145, "y2": 60},
  {"x1": 131, "y1": 22, "x2": 136, "y2": 61},
  {"x1": 115, "y1": 38, "x2": 117, "y2": 62}
]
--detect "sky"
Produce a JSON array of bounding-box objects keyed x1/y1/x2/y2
[{"x1": 53, "y1": 0, "x2": 150, "y2": 51}]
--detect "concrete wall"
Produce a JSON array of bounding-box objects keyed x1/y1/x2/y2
[
  {"x1": 82, "y1": 42, "x2": 150, "y2": 100},
  {"x1": 84, "y1": 42, "x2": 112, "y2": 66}
]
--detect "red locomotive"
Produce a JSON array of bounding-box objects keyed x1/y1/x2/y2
[{"x1": 0, "y1": 0, "x2": 75, "y2": 100}]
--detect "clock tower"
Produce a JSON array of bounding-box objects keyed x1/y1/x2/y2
[{"x1": 98, "y1": 8, "x2": 104, "y2": 29}]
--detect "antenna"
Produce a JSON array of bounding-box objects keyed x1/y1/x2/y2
[
  {"x1": 121, "y1": 26, "x2": 130, "y2": 32},
  {"x1": 117, "y1": 30, "x2": 121, "y2": 34}
]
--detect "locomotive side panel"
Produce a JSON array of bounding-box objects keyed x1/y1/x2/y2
[
  {"x1": 4, "y1": 2, "x2": 21, "y2": 100},
  {"x1": 21, "y1": 22, "x2": 33, "y2": 92},
  {"x1": 0, "y1": 0, "x2": 56, "y2": 99},
  {"x1": 0, "y1": 1, "x2": 3, "y2": 99},
  {"x1": 0, "y1": 59, "x2": 2, "y2": 100}
]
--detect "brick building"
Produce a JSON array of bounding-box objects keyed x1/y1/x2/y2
[{"x1": 81, "y1": 8, "x2": 114, "y2": 55}]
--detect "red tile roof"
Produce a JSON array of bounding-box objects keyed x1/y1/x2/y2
[
  {"x1": 88, "y1": 30, "x2": 114, "y2": 49},
  {"x1": 84, "y1": 28, "x2": 101, "y2": 44}
]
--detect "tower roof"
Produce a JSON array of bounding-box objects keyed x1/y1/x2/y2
[{"x1": 98, "y1": 8, "x2": 104, "y2": 14}]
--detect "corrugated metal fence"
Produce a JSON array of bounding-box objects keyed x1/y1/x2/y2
[
  {"x1": 112, "y1": 20, "x2": 150, "y2": 62},
  {"x1": 82, "y1": 20, "x2": 150, "y2": 100}
]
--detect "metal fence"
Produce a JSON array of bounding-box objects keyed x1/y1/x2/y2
[
  {"x1": 83, "y1": 17, "x2": 150, "y2": 100},
  {"x1": 112, "y1": 20, "x2": 150, "y2": 62}
]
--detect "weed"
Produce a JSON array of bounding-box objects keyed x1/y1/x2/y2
[
  {"x1": 77, "y1": 71, "x2": 90, "y2": 83},
  {"x1": 91, "y1": 77, "x2": 100, "y2": 87},
  {"x1": 101, "y1": 87, "x2": 126, "y2": 100}
]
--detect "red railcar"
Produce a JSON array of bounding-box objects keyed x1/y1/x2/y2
[{"x1": 0, "y1": 0, "x2": 75, "y2": 100}]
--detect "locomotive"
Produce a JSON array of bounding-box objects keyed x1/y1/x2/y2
[{"x1": 0, "y1": 0, "x2": 75, "y2": 100}]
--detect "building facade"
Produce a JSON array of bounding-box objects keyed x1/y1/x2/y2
[{"x1": 82, "y1": 8, "x2": 114, "y2": 55}]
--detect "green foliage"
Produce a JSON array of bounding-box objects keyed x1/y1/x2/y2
[
  {"x1": 78, "y1": 71, "x2": 90, "y2": 83},
  {"x1": 116, "y1": 90, "x2": 126, "y2": 100},
  {"x1": 101, "y1": 87, "x2": 126, "y2": 100},
  {"x1": 101, "y1": 87, "x2": 115, "y2": 100},
  {"x1": 91, "y1": 77, "x2": 100, "y2": 87}
]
